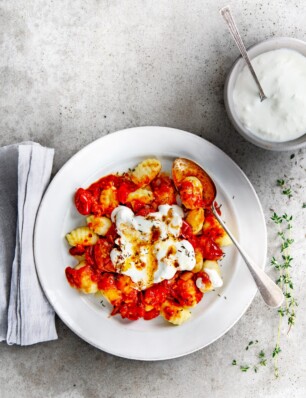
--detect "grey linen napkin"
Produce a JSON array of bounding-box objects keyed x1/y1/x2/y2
[{"x1": 0, "y1": 142, "x2": 58, "y2": 345}]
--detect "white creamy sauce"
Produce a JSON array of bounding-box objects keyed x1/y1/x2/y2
[
  {"x1": 110, "y1": 205, "x2": 195, "y2": 290},
  {"x1": 204, "y1": 268, "x2": 223, "y2": 288},
  {"x1": 233, "y1": 48, "x2": 306, "y2": 142},
  {"x1": 196, "y1": 269, "x2": 223, "y2": 292}
]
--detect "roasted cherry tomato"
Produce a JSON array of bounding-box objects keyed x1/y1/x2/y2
[
  {"x1": 69, "y1": 244, "x2": 86, "y2": 257},
  {"x1": 88, "y1": 174, "x2": 120, "y2": 192},
  {"x1": 143, "y1": 308, "x2": 160, "y2": 320},
  {"x1": 181, "y1": 220, "x2": 197, "y2": 248},
  {"x1": 143, "y1": 283, "x2": 168, "y2": 308},
  {"x1": 75, "y1": 188, "x2": 93, "y2": 215},
  {"x1": 197, "y1": 236, "x2": 223, "y2": 260}
]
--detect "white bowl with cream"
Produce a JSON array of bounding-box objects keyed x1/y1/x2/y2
[{"x1": 225, "y1": 37, "x2": 306, "y2": 151}]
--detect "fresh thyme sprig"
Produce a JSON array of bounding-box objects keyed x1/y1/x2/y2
[
  {"x1": 231, "y1": 347, "x2": 267, "y2": 373},
  {"x1": 269, "y1": 179, "x2": 297, "y2": 377},
  {"x1": 231, "y1": 178, "x2": 297, "y2": 377},
  {"x1": 276, "y1": 178, "x2": 293, "y2": 198},
  {"x1": 245, "y1": 340, "x2": 258, "y2": 350}
]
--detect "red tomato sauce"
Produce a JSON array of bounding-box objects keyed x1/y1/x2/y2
[
  {"x1": 196, "y1": 235, "x2": 223, "y2": 260},
  {"x1": 151, "y1": 175, "x2": 177, "y2": 205},
  {"x1": 67, "y1": 169, "x2": 225, "y2": 322},
  {"x1": 117, "y1": 180, "x2": 138, "y2": 203}
]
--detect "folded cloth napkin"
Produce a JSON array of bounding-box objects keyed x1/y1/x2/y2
[{"x1": 0, "y1": 142, "x2": 58, "y2": 345}]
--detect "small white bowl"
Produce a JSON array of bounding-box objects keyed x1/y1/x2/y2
[{"x1": 224, "y1": 37, "x2": 306, "y2": 151}]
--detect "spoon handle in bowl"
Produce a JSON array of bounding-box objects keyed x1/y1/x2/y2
[
  {"x1": 220, "y1": 5, "x2": 267, "y2": 102},
  {"x1": 212, "y1": 207, "x2": 284, "y2": 308}
]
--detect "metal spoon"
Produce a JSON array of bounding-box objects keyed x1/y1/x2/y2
[
  {"x1": 172, "y1": 158, "x2": 284, "y2": 308},
  {"x1": 220, "y1": 5, "x2": 267, "y2": 102}
]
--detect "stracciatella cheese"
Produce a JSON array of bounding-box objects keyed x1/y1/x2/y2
[
  {"x1": 233, "y1": 48, "x2": 306, "y2": 142},
  {"x1": 110, "y1": 205, "x2": 195, "y2": 289}
]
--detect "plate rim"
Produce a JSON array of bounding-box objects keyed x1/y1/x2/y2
[{"x1": 34, "y1": 126, "x2": 267, "y2": 360}]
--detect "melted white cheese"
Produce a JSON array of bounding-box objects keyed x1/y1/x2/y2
[
  {"x1": 110, "y1": 205, "x2": 195, "y2": 289},
  {"x1": 204, "y1": 268, "x2": 223, "y2": 288},
  {"x1": 196, "y1": 269, "x2": 223, "y2": 292}
]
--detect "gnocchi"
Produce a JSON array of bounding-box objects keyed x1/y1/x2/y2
[
  {"x1": 185, "y1": 208, "x2": 205, "y2": 234},
  {"x1": 65, "y1": 262, "x2": 98, "y2": 294},
  {"x1": 130, "y1": 158, "x2": 161, "y2": 187},
  {"x1": 66, "y1": 226, "x2": 99, "y2": 247},
  {"x1": 126, "y1": 187, "x2": 154, "y2": 209},
  {"x1": 160, "y1": 300, "x2": 191, "y2": 325},
  {"x1": 172, "y1": 158, "x2": 216, "y2": 207},
  {"x1": 65, "y1": 157, "x2": 231, "y2": 326},
  {"x1": 192, "y1": 249, "x2": 203, "y2": 273},
  {"x1": 100, "y1": 186, "x2": 119, "y2": 214},
  {"x1": 203, "y1": 213, "x2": 232, "y2": 247},
  {"x1": 86, "y1": 215, "x2": 112, "y2": 236},
  {"x1": 179, "y1": 176, "x2": 203, "y2": 209}
]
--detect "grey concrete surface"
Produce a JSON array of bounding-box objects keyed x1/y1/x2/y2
[{"x1": 0, "y1": 0, "x2": 306, "y2": 397}]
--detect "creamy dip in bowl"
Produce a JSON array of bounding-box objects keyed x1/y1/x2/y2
[{"x1": 225, "y1": 37, "x2": 306, "y2": 151}]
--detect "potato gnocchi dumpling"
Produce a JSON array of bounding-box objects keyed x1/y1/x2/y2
[
  {"x1": 100, "y1": 186, "x2": 119, "y2": 213},
  {"x1": 100, "y1": 285, "x2": 122, "y2": 306},
  {"x1": 175, "y1": 272, "x2": 199, "y2": 308},
  {"x1": 203, "y1": 214, "x2": 232, "y2": 247},
  {"x1": 172, "y1": 158, "x2": 216, "y2": 208},
  {"x1": 65, "y1": 261, "x2": 98, "y2": 294},
  {"x1": 203, "y1": 259, "x2": 221, "y2": 274},
  {"x1": 126, "y1": 187, "x2": 154, "y2": 208},
  {"x1": 130, "y1": 158, "x2": 161, "y2": 187},
  {"x1": 66, "y1": 226, "x2": 99, "y2": 247},
  {"x1": 86, "y1": 215, "x2": 112, "y2": 236},
  {"x1": 160, "y1": 300, "x2": 191, "y2": 325},
  {"x1": 98, "y1": 274, "x2": 139, "y2": 311},
  {"x1": 192, "y1": 249, "x2": 203, "y2": 273},
  {"x1": 179, "y1": 176, "x2": 203, "y2": 209},
  {"x1": 186, "y1": 208, "x2": 204, "y2": 234}
]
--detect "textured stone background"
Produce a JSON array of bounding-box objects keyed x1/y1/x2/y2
[{"x1": 0, "y1": 1, "x2": 305, "y2": 397}]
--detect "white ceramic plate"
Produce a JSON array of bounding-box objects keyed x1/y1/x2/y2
[{"x1": 34, "y1": 126, "x2": 267, "y2": 360}]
